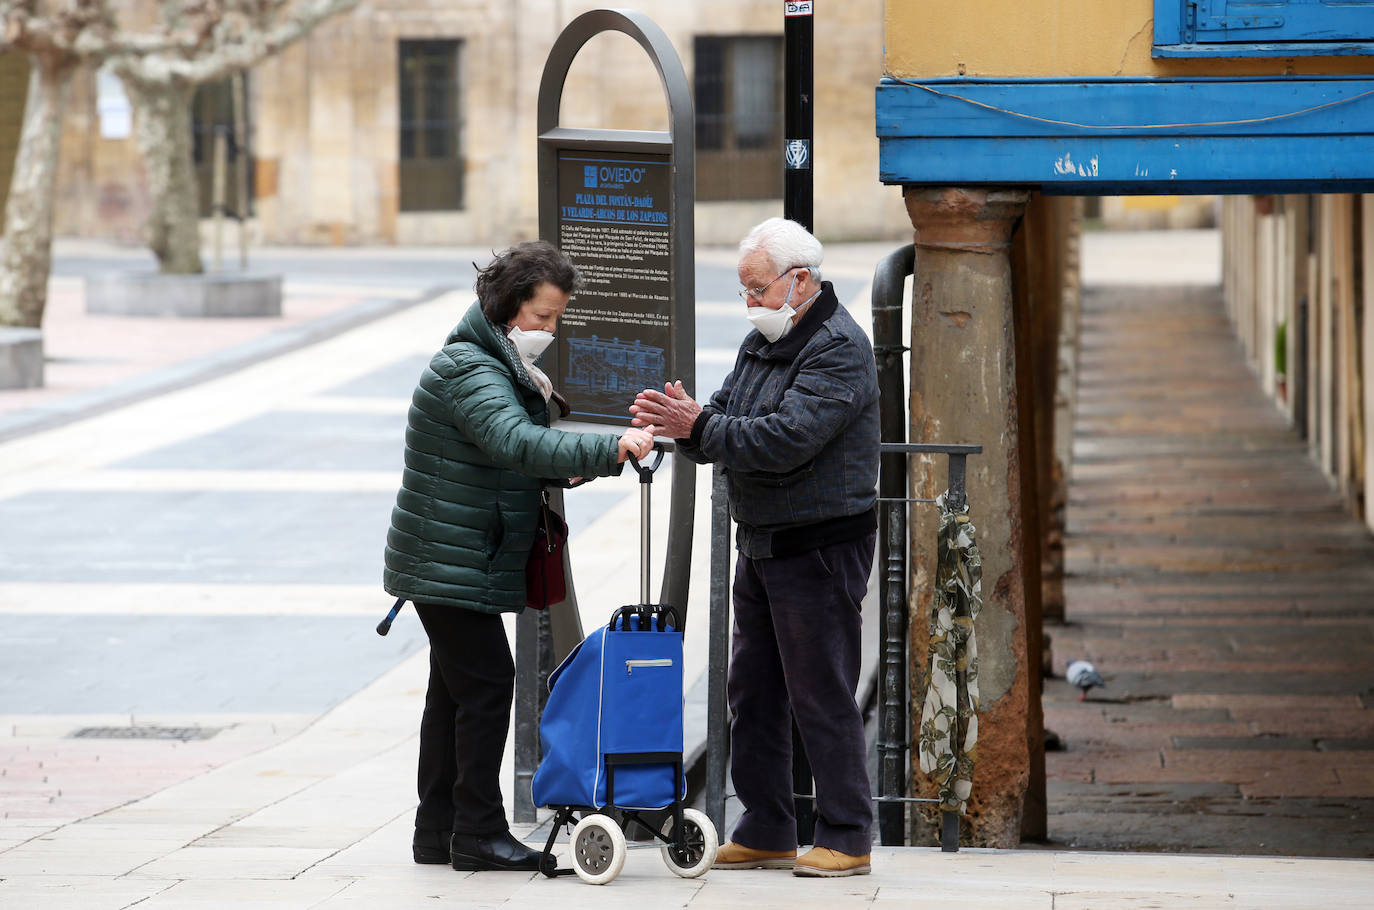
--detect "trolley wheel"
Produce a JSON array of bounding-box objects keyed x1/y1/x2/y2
[
  {"x1": 659, "y1": 808, "x2": 718, "y2": 878},
  {"x1": 570, "y1": 814, "x2": 626, "y2": 885}
]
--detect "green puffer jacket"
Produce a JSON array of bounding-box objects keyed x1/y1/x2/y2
[{"x1": 383, "y1": 300, "x2": 622, "y2": 612}]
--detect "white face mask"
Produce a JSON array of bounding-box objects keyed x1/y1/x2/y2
[
  {"x1": 745, "y1": 273, "x2": 799, "y2": 343},
  {"x1": 507, "y1": 326, "x2": 554, "y2": 363}
]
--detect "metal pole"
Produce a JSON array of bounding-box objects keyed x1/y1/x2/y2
[
  {"x1": 941, "y1": 452, "x2": 969, "y2": 852},
  {"x1": 211, "y1": 127, "x2": 227, "y2": 272},
  {"x1": 783, "y1": 1, "x2": 814, "y2": 232},
  {"x1": 513, "y1": 608, "x2": 539, "y2": 824},
  {"x1": 947, "y1": 453, "x2": 968, "y2": 512},
  {"x1": 704, "y1": 464, "x2": 731, "y2": 837},
  {"x1": 640, "y1": 473, "x2": 651, "y2": 605},
  {"x1": 784, "y1": 0, "x2": 816, "y2": 846},
  {"x1": 941, "y1": 810, "x2": 960, "y2": 852},
  {"x1": 231, "y1": 72, "x2": 249, "y2": 270},
  {"x1": 873, "y1": 246, "x2": 914, "y2": 846},
  {"x1": 879, "y1": 497, "x2": 908, "y2": 846}
]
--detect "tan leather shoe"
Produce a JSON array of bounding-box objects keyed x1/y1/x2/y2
[
  {"x1": 792, "y1": 846, "x2": 871, "y2": 877},
  {"x1": 712, "y1": 841, "x2": 797, "y2": 870}
]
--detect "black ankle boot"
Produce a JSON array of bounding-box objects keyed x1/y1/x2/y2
[
  {"x1": 413, "y1": 828, "x2": 451, "y2": 864},
  {"x1": 450, "y1": 830, "x2": 541, "y2": 871}
]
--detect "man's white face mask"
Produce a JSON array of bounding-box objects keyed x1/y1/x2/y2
[
  {"x1": 746, "y1": 272, "x2": 800, "y2": 343},
  {"x1": 507, "y1": 325, "x2": 555, "y2": 363}
]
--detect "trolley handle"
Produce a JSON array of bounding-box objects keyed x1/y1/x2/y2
[
  {"x1": 626, "y1": 442, "x2": 666, "y2": 604},
  {"x1": 609, "y1": 604, "x2": 681, "y2": 632},
  {"x1": 626, "y1": 443, "x2": 666, "y2": 483}
]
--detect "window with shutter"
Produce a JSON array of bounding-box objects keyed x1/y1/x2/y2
[
  {"x1": 1156, "y1": 0, "x2": 1374, "y2": 55},
  {"x1": 398, "y1": 40, "x2": 465, "y2": 212},
  {"x1": 693, "y1": 35, "x2": 784, "y2": 201}
]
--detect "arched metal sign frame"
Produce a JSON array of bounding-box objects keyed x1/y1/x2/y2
[
  {"x1": 514, "y1": 8, "x2": 696, "y2": 824},
  {"x1": 536, "y1": 8, "x2": 695, "y2": 620}
]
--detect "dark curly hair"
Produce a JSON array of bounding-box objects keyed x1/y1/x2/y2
[{"x1": 474, "y1": 241, "x2": 582, "y2": 325}]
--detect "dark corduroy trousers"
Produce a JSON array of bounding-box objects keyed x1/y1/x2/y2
[
  {"x1": 727, "y1": 533, "x2": 876, "y2": 857},
  {"x1": 413, "y1": 604, "x2": 513, "y2": 836}
]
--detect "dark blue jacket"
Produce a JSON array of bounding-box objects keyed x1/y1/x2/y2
[{"x1": 677, "y1": 282, "x2": 879, "y2": 558}]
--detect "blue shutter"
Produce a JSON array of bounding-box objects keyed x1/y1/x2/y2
[{"x1": 1192, "y1": 0, "x2": 1374, "y2": 43}]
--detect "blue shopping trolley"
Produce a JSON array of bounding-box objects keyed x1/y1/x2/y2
[{"x1": 532, "y1": 447, "x2": 718, "y2": 884}]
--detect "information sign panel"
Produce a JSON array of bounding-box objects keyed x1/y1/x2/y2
[
  {"x1": 554, "y1": 150, "x2": 673, "y2": 423},
  {"x1": 517, "y1": 8, "x2": 697, "y2": 829}
]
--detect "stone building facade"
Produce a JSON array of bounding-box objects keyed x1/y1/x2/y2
[{"x1": 4, "y1": 0, "x2": 906, "y2": 248}]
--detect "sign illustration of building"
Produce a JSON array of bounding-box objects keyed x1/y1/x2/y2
[{"x1": 564, "y1": 335, "x2": 666, "y2": 396}]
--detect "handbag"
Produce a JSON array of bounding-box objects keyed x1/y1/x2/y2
[{"x1": 526, "y1": 491, "x2": 569, "y2": 609}]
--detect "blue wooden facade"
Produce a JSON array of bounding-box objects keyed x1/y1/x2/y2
[
  {"x1": 876, "y1": 75, "x2": 1374, "y2": 195},
  {"x1": 1155, "y1": 0, "x2": 1374, "y2": 57}
]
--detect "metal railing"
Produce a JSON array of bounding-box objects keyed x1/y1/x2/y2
[
  {"x1": 874, "y1": 442, "x2": 980, "y2": 852},
  {"x1": 870, "y1": 242, "x2": 982, "y2": 850}
]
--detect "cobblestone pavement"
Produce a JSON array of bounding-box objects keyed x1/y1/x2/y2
[{"x1": 1045, "y1": 282, "x2": 1374, "y2": 856}]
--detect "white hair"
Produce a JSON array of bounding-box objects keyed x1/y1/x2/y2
[{"x1": 738, "y1": 217, "x2": 824, "y2": 283}]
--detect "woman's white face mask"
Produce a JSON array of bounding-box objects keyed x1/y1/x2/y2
[
  {"x1": 507, "y1": 325, "x2": 555, "y2": 363},
  {"x1": 745, "y1": 272, "x2": 799, "y2": 343}
]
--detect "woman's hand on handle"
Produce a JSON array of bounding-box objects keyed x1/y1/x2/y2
[{"x1": 617, "y1": 425, "x2": 657, "y2": 463}]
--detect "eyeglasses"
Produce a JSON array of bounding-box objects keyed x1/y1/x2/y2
[{"x1": 738, "y1": 266, "x2": 804, "y2": 301}]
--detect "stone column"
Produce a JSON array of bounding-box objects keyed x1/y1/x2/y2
[
  {"x1": 906, "y1": 187, "x2": 1031, "y2": 848},
  {"x1": 1010, "y1": 194, "x2": 1056, "y2": 842},
  {"x1": 1045, "y1": 198, "x2": 1085, "y2": 624}
]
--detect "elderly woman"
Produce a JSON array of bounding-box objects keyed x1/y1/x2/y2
[{"x1": 384, "y1": 241, "x2": 655, "y2": 871}]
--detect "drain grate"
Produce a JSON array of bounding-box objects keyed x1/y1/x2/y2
[{"x1": 70, "y1": 725, "x2": 222, "y2": 742}]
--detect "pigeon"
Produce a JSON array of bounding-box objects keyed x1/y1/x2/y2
[{"x1": 1066, "y1": 660, "x2": 1104, "y2": 702}]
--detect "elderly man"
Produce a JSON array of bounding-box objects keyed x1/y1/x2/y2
[{"x1": 630, "y1": 218, "x2": 879, "y2": 877}]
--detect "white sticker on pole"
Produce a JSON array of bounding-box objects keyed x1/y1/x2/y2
[{"x1": 785, "y1": 1, "x2": 813, "y2": 16}]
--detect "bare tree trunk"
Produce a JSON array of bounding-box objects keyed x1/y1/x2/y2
[
  {"x1": 124, "y1": 75, "x2": 202, "y2": 275},
  {"x1": 0, "y1": 56, "x2": 75, "y2": 328}
]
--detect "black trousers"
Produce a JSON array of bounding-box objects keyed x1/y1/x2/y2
[
  {"x1": 413, "y1": 603, "x2": 514, "y2": 836},
  {"x1": 727, "y1": 533, "x2": 876, "y2": 857}
]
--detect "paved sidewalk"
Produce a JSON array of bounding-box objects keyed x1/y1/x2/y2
[
  {"x1": 4, "y1": 637, "x2": 1372, "y2": 908},
  {"x1": 3, "y1": 648, "x2": 1372, "y2": 908},
  {"x1": 0, "y1": 242, "x2": 481, "y2": 441},
  {"x1": 1044, "y1": 279, "x2": 1374, "y2": 855},
  {"x1": 3, "y1": 233, "x2": 1373, "y2": 906}
]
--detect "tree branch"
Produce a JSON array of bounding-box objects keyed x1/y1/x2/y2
[
  {"x1": 108, "y1": 0, "x2": 360, "y2": 84},
  {"x1": 2, "y1": 0, "x2": 109, "y2": 59}
]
